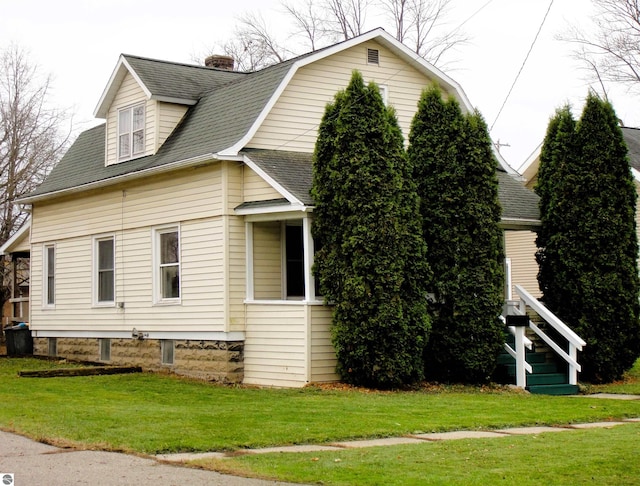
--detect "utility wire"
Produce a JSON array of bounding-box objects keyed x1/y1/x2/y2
[{"x1": 490, "y1": 0, "x2": 555, "y2": 132}]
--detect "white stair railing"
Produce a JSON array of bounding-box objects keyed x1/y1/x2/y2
[{"x1": 504, "y1": 286, "x2": 586, "y2": 388}]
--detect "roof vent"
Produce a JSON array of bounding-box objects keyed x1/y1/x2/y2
[
  {"x1": 367, "y1": 48, "x2": 379, "y2": 65},
  {"x1": 205, "y1": 55, "x2": 235, "y2": 71}
]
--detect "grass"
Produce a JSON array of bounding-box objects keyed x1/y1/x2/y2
[
  {"x1": 205, "y1": 424, "x2": 640, "y2": 485},
  {"x1": 581, "y1": 358, "x2": 640, "y2": 395},
  {"x1": 1, "y1": 356, "x2": 639, "y2": 484}
]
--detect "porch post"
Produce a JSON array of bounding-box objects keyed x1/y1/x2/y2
[
  {"x1": 568, "y1": 344, "x2": 578, "y2": 385},
  {"x1": 514, "y1": 326, "x2": 527, "y2": 388},
  {"x1": 302, "y1": 216, "x2": 315, "y2": 302}
]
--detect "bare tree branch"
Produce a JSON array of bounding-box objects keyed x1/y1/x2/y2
[
  {"x1": 0, "y1": 44, "x2": 71, "y2": 316},
  {"x1": 283, "y1": 0, "x2": 329, "y2": 51},
  {"x1": 559, "y1": 0, "x2": 640, "y2": 97}
]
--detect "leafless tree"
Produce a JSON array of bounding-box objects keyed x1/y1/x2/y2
[
  {"x1": 378, "y1": 0, "x2": 464, "y2": 65},
  {"x1": 283, "y1": 0, "x2": 331, "y2": 51},
  {"x1": 0, "y1": 44, "x2": 70, "y2": 319},
  {"x1": 323, "y1": 0, "x2": 372, "y2": 40},
  {"x1": 205, "y1": 12, "x2": 292, "y2": 72},
  {"x1": 560, "y1": 0, "x2": 640, "y2": 98},
  {"x1": 203, "y1": 0, "x2": 464, "y2": 72}
]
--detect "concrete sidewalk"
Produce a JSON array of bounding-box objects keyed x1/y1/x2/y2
[{"x1": 156, "y1": 416, "x2": 640, "y2": 464}]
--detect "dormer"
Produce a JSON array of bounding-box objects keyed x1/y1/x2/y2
[{"x1": 93, "y1": 54, "x2": 241, "y2": 167}]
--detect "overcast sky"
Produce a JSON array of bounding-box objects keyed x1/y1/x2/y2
[{"x1": 1, "y1": 0, "x2": 632, "y2": 170}]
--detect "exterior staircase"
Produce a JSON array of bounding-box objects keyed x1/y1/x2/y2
[
  {"x1": 497, "y1": 334, "x2": 579, "y2": 395},
  {"x1": 499, "y1": 285, "x2": 585, "y2": 396}
]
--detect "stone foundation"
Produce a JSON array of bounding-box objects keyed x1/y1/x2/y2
[{"x1": 32, "y1": 337, "x2": 244, "y2": 384}]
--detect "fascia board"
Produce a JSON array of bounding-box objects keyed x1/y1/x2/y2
[
  {"x1": 632, "y1": 167, "x2": 640, "y2": 183},
  {"x1": 237, "y1": 206, "x2": 312, "y2": 220},
  {"x1": 94, "y1": 56, "x2": 153, "y2": 118},
  {"x1": 241, "y1": 154, "x2": 304, "y2": 206},
  {"x1": 500, "y1": 218, "x2": 541, "y2": 230},
  {"x1": 151, "y1": 95, "x2": 197, "y2": 105},
  {"x1": 16, "y1": 154, "x2": 215, "y2": 204}
]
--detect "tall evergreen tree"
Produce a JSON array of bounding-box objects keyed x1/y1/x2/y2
[
  {"x1": 537, "y1": 93, "x2": 640, "y2": 383},
  {"x1": 408, "y1": 85, "x2": 504, "y2": 383},
  {"x1": 311, "y1": 71, "x2": 430, "y2": 389},
  {"x1": 535, "y1": 105, "x2": 577, "y2": 310}
]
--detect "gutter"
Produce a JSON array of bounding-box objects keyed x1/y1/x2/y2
[
  {"x1": 500, "y1": 218, "x2": 541, "y2": 230},
  {"x1": 16, "y1": 153, "x2": 227, "y2": 204}
]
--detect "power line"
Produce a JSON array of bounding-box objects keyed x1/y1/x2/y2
[{"x1": 490, "y1": 0, "x2": 555, "y2": 132}]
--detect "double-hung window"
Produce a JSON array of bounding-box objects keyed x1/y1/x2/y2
[
  {"x1": 118, "y1": 103, "x2": 145, "y2": 161},
  {"x1": 43, "y1": 244, "x2": 55, "y2": 307},
  {"x1": 154, "y1": 226, "x2": 180, "y2": 303},
  {"x1": 94, "y1": 236, "x2": 115, "y2": 305}
]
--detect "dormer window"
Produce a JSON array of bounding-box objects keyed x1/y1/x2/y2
[{"x1": 118, "y1": 104, "x2": 145, "y2": 161}]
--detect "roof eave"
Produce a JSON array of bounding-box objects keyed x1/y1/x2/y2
[
  {"x1": 94, "y1": 55, "x2": 153, "y2": 118},
  {"x1": 17, "y1": 153, "x2": 216, "y2": 204},
  {"x1": 220, "y1": 28, "x2": 516, "y2": 174},
  {"x1": 500, "y1": 218, "x2": 541, "y2": 230},
  {"x1": 0, "y1": 216, "x2": 31, "y2": 256}
]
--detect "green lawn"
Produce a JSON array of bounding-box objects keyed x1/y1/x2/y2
[
  {"x1": 1, "y1": 357, "x2": 639, "y2": 452},
  {"x1": 0, "y1": 357, "x2": 639, "y2": 484},
  {"x1": 207, "y1": 424, "x2": 640, "y2": 485}
]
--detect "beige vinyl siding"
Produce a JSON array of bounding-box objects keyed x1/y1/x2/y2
[
  {"x1": 247, "y1": 40, "x2": 447, "y2": 152},
  {"x1": 29, "y1": 162, "x2": 237, "y2": 333},
  {"x1": 156, "y1": 102, "x2": 188, "y2": 151},
  {"x1": 243, "y1": 166, "x2": 282, "y2": 202},
  {"x1": 30, "y1": 218, "x2": 227, "y2": 332},
  {"x1": 31, "y1": 164, "x2": 222, "y2": 243},
  {"x1": 227, "y1": 215, "x2": 247, "y2": 332},
  {"x1": 252, "y1": 222, "x2": 282, "y2": 300},
  {"x1": 8, "y1": 230, "x2": 30, "y2": 253},
  {"x1": 310, "y1": 304, "x2": 338, "y2": 382},
  {"x1": 226, "y1": 162, "x2": 247, "y2": 332},
  {"x1": 244, "y1": 303, "x2": 308, "y2": 387},
  {"x1": 505, "y1": 230, "x2": 541, "y2": 299},
  {"x1": 105, "y1": 72, "x2": 155, "y2": 166}
]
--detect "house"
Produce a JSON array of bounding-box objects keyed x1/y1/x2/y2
[{"x1": 2, "y1": 29, "x2": 540, "y2": 387}]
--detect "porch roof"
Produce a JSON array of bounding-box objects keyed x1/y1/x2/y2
[{"x1": 239, "y1": 149, "x2": 540, "y2": 223}]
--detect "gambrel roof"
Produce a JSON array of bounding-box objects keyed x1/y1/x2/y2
[{"x1": 22, "y1": 28, "x2": 532, "y2": 223}]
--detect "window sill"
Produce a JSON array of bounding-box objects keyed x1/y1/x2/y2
[{"x1": 244, "y1": 299, "x2": 325, "y2": 305}]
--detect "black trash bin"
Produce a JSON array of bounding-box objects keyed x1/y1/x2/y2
[{"x1": 4, "y1": 324, "x2": 33, "y2": 356}]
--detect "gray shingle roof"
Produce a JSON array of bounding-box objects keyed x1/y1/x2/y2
[
  {"x1": 244, "y1": 149, "x2": 539, "y2": 221},
  {"x1": 123, "y1": 54, "x2": 245, "y2": 101},
  {"x1": 27, "y1": 58, "x2": 298, "y2": 198}
]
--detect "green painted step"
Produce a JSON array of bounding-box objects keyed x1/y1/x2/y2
[
  {"x1": 526, "y1": 384, "x2": 579, "y2": 395},
  {"x1": 505, "y1": 362, "x2": 559, "y2": 375},
  {"x1": 497, "y1": 351, "x2": 547, "y2": 365},
  {"x1": 526, "y1": 373, "x2": 567, "y2": 386}
]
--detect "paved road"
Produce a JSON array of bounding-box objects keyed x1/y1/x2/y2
[{"x1": 0, "y1": 431, "x2": 301, "y2": 486}]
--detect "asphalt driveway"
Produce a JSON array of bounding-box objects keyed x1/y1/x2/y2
[{"x1": 0, "y1": 430, "x2": 299, "y2": 486}]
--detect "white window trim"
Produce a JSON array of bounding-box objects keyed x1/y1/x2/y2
[
  {"x1": 92, "y1": 234, "x2": 116, "y2": 307},
  {"x1": 117, "y1": 102, "x2": 145, "y2": 162},
  {"x1": 42, "y1": 243, "x2": 56, "y2": 308},
  {"x1": 152, "y1": 224, "x2": 181, "y2": 305},
  {"x1": 378, "y1": 85, "x2": 388, "y2": 106}
]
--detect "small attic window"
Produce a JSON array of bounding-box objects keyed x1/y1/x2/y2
[
  {"x1": 367, "y1": 48, "x2": 380, "y2": 65},
  {"x1": 118, "y1": 103, "x2": 145, "y2": 161}
]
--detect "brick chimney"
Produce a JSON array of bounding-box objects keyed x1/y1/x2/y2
[{"x1": 204, "y1": 55, "x2": 235, "y2": 71}]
